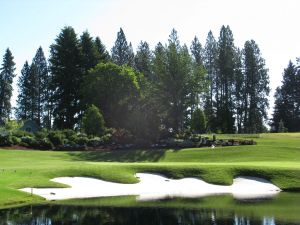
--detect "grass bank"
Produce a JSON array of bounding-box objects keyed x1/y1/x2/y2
[{"x1": 0, "y1": 133, "x2": 299, "y2": 209}]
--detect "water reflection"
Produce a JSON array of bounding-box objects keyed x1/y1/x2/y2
[{"x1": 0, "y1": 205, "x2": 298, "y2": 225}]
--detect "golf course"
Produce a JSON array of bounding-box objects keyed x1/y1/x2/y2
[{"x1": 0, "y1": 132, "x2": 299, "y2": 209}]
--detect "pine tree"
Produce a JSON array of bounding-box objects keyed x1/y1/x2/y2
[
  {"x1": 203, "y1": 31, "x2": 218, "y2": 132},
  {"x1": 216, "y1": 25, "x2": 236, "y2": 133},
  {"x1": 94, "y1": 36, "x2": 110, "y2": 62},
  {"x1": 189, "y1": 36, "x2": 206, "y2": 119},
  {"x1": 0, "y1": 48, "x2": 16, "y2": 120},
  {"x1": 32, "y1": 47, "x2": 51, "y2": 127},
  {"x1": 234, "y1": 48, "x2": 244, "y2": 133},
  {"x1": 134, "y1": 41, "x2": 153, "y2": 80},
  {"x1": 152, "y1": 29, "x2": 196, "y2": 133},
  {"x1": 242, "y1": 40, "x2": 269, "y2": 133},
  {"x1": 28, "y1": 63, "x2": 39, "y2": 121},
  {"x1": 49, "y1": 26, "x2": 83, "y2": 129},
  {"x1": 80, "y1": 31, "x2": 100, "y2": 73},
  {"x1": 111, "y1": 28, "x2": 134, "y2": 66},
  {"x1": 191, "y1": 108, "x2": 206, "y2": 134},
  {"x1": 190, "y1": 36, "x2": 203, "y2": 65},
  {"x1": 15, "y1": 61, "x2": 31, "y2": 120},
  {"x1": 272, "y1": 61, "x2": 299, "y2": 131}
]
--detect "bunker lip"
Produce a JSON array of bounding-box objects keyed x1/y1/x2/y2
[{"x1": 19, "y1": 173, "x2": 281, "y2": 201}]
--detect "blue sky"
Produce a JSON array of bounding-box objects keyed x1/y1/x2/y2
[{"x1": 1, "y1": 0, "x2": 300, "y2": 116}]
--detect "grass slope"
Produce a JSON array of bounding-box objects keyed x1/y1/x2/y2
[{"x1": 0, "y1": 133, "x2": 299, "y2": 208}]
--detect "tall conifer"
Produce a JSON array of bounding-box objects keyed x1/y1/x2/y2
[{"x1": 0, "y1": 48, "x2": 16, "y2": 120}]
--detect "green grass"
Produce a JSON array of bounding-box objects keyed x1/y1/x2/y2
[{"x1": 0, "y1": 132, "x2": 300, "y2": 209}]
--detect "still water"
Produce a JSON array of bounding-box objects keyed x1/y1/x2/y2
[{"x1": 0, "y1": 193, "x2": 299, "y2": 225}]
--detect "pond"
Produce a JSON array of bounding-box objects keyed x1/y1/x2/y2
[{"x1": 0, "y1": 193, "x2": 299, "y2": 225}]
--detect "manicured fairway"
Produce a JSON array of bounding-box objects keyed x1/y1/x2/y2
[{"x1": 0, "y1": 133, "x2": 299, "y2": 208}]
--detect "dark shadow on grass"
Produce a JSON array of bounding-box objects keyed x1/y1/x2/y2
[{"x1": 67, "y1": 149, "x2": 170, "y2": 162}]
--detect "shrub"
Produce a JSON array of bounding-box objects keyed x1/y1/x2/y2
[
  {"x1": 11, "y1": 136, "x2": 21, "y2": 145},
  {"x1": 37, "y1": 138, "x2": 53, "y2": 150},
  {"x1": 35, "y1": 129, "x2": 48, "y2": 140},
  {"x1": 111, "y1": 128, "x2": 133, "y2": 144},
  {"x1": 100, "y1": 133, "x2": 112, "y2": 144},
  {"x1": 74, "y1": 136, "x2": 89, "y2": 146},
  {"x1": 87, "y1": 137, "x2": 101, "y2": 147},
  {"x1": 0, "y1": 133, "x2": 13, "y2": 146},
  {"x1": 11, "y1": 130, "x2": 32, "y2": 138},
  {"x1": 21, "y1": 136, "x2": 38, "y2": 147},
  {"x1": 62, "y1": 129, "x2": 77, "y2": 142},
  {"x1": 82, "y1": 105, "x2": 106, "y2": 137},
  {"x1": 48, "y1": 131, "x2": 65, "y2": 147}
]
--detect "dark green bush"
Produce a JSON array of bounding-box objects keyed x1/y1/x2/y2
[
  {"x1": 37, "y1": 138, "x2": 53, "y2": 150},
  {"x1": 62, "y1": 129, "x2": 77, "y2": 142},
  {"x1": 11, "y1": 130, "x2": 32, "y2": 138},
  {"x1": 48, "y1": 131, "x2": 65, "y2": 147},
  {"x1": 21, "y1": 136, "x2": 38, "y2": 147},
  {"x1": 100, "y1": 133, "x2": 112, "y2": 144},
  {"x1": 111, "y1": 128, "x2": 133, "y2": 144},
  {"x1": 87, "y1": 137, "x2": 101, "y2": 147},
  {"x1": 75, "y1": 136, "x2": 89, "y2": 145},
  {"x1": 0, "y1": 133, "x2": 13, "y2": 146},
  {"x1": 11, "y1": 136, "x2": 21, "y2": 145},
  {"x1": 35, "y1": 129, "x2": 48, "y2": 139}
]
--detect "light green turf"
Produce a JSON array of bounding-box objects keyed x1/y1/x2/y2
[{"x1": 0, "y1": 132, "x2": 299, "y2": 209}]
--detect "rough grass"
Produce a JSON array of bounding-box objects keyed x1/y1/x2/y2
[{"x1": 0, "y1": 132, "x2": 299, "y2": 208}]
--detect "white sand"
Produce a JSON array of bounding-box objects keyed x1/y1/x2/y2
[{"x1": 20, "y1": 173, "x2": 281, "y2": 201}]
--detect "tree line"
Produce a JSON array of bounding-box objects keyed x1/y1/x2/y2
[{"x1": 1, "y1": 25, "x2": 290, "y2": 138}]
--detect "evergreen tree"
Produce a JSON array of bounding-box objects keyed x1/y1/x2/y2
[
  {"x1": 111, "y1": 28, "x2": 134, "y2": 66},
  {"x1": 242, "y1": 40, "x2": 269, "y2": 133},
  {"x1": 15, "y1": 61, "x2": 31, "y2": 120},
  {"x1": 272, "y1": 87, "x2": 286, "y2": 132},
  {"x1": 203, "y1": 31, "x2": 218, "y2": 132},
  {"x1": 134, "y1": 41, "x2": 153, "y2": 80},
  {"x1": 152, "y1": 29, "x2": 198, "y2": 133},
  {"x1": 80, "y1": 31, "x2": 100, "y2": 73},
  {"x1": 190, "y1": 36, "x2": 203, "y2": 65},
  {"x1": 272, "y1": 61, "x2": 299, "y2": 131},
  {"x1": 216, "y1": 25, "x2": 236, "y2": 133},
  {"x1": 132, "y1": 41, "x2": 161, "y2": 139},
  {"x1": 0, "y1": 48, "x2": 16, "y2": 120},
  {"x1": 191, "y1": 108, "x2": 206, "y2": 134},
  {"x1": 234, "y1": 48, "x2": 244, "y2": 133},
  {"x1": 28, "y1": 63, "x2": 39, "y2": 121},
  {"x1": 32, "y1": 47, "x2": 51, "y2": 127},
  {"x1": 94, "y1": 36, "x2": 110, "y2": 62},
  {"x1": 49, "y1": 26, "x2": 83, "y2": 129},
  {"x1": 189, "y1": 36, "x2": 206, "y2": 118}
]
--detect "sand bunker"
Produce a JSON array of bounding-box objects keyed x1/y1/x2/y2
[{"x1": 20, "y1": 173, "x2": 281, "y2": 201}]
